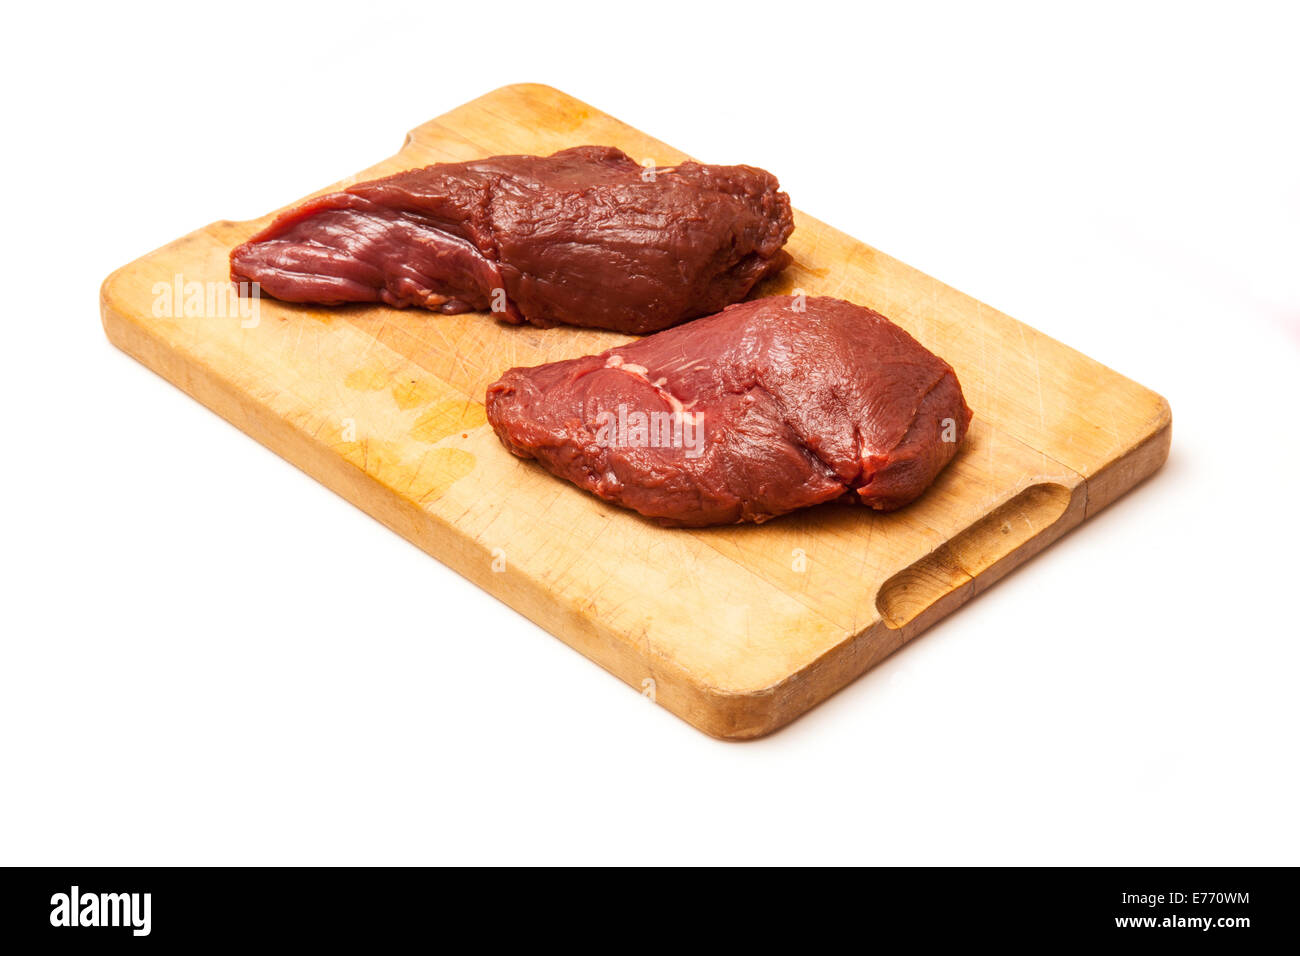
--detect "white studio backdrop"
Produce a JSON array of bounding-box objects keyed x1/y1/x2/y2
[{"x1": 1, "y1": 1, "x2": 1296, "y2": 864}]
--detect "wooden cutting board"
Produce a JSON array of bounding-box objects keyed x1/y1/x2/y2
[{"x1": 100, "y1": 84, "x2": 1171, "y2": 739}]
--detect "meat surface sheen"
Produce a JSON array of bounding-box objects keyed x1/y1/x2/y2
[
  {"x1": 230, "y1": 146, "x2": 794, "y2": 334},
  {"x1": 486, "y1": 296, "x2": 973, "y2": 527}
]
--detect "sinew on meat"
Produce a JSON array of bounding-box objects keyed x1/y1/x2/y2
[
  {"x1": 486, "y1": 295, "x2": 972, "y2": 527},
  {"x1": 230, "y1": 146, "x2": 793, "y2": 334}
]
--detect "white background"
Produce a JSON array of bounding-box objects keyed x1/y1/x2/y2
[{"x1": 2, "y1": 1, "x2": 1297, "y2": 865}]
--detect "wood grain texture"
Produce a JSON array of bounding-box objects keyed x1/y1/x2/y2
[{"x1": 100, "y1": 84, "x2": 1171, "y2": 739}]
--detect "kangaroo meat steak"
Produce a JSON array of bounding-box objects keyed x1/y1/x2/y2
[
  {"x1": 485, "y1": 295, "x2": 972, "y2": 526},
  {"x1": 230, "y1": 146, "x2": 794, "y2": 334}
]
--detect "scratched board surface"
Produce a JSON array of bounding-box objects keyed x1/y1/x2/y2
[{"x1": 100, "y1": 84, "x2": 1171, "y2": 738}]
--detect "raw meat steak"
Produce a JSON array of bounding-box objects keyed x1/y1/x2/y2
[
  {"x1": 229, "y1": 146, "x2": 793, "y2": 334},
  {"x1": 486, "y1": 295, "x2": 972, "y2": 526}
]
